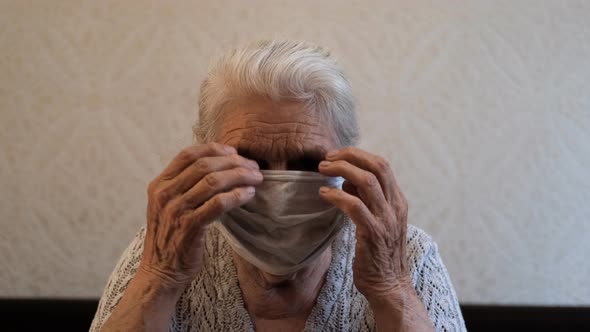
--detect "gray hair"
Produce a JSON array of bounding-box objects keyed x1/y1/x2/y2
[{"x1": 193, "y1": 39, "x2": 359, "y2": 147}]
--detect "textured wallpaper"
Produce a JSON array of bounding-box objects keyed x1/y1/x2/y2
[{"x1": 1, "y1": 0, "x2": 589, "y2": 305}]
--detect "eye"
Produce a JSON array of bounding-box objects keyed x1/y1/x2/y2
[
  {"x1": 254, "y1": 159, "x2": 269, "y2": 170},
  {"x1": 237, "y1": 149, "x2": 269, "y2": 170},
  {"x1": 287, "y1": 158, "x2": 320, "y2": 172}
]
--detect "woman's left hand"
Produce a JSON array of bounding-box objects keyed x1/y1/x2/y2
[{"x1": 318, "y1": 147, "x2": 410, "y2": 300}]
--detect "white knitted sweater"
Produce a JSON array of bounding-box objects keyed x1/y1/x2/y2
[{"x1": 90, "y1": 219, "x2": 466, "y2": 331}]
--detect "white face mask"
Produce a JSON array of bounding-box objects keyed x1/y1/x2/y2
[{"x1": 215, "y1": 170, "x2": 345, "y2": 276}]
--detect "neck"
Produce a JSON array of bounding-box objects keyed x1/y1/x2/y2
[{"x1": 232, "y1": 247, "x2": 332, "y2": 321}]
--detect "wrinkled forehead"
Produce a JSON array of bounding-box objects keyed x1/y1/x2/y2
[{"x1": 215, "y1": 97, "x2": 339, "y2": 161}]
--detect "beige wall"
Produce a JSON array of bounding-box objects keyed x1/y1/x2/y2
[{"x1": 1, "y1": 0, "x2": 589, "y2": 304}]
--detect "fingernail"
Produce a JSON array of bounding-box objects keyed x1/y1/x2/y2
[
  {"x1": 319, "y1": 160, "x2": 331, "y2": 168},
  {"x1": 319, "y1": 186, "x2": 330, "y2": 194},
  {"x1": 252, "y1": 170, "x2": 263, "y2": 179},
  {"x1": 224, "y1": 145, "x2": 236, "y2": 153},
  {"x1": 326, "y1": 150, "x2": 337, "y2": 160},
  {"x1": 246, "y1": 186, "x2": 255, "y2": 194}
]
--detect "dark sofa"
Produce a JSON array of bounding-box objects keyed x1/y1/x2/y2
[{"x1": 1, "y1": 299, "x2": 588, "y2": 331}]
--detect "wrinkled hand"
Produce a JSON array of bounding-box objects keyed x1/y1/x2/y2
[
  {"x1": 318, "y1": 147, "x2": 409, "y2": 300},
  {"x1": 139, "y1": 143, "x2": 263, "y2": 290}
]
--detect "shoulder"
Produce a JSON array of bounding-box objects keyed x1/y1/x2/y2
[
  {"x1": 405, "y1": 224, "x2": 439, "y2": 279},
  {"x1": 404, "y1": 225, "x2": 467, "y2": 331},
  {"x1": 89, "y1": 226, "x2": 147, "y2": 332},
  {"x1": 109, "y1": 226, "x2": 147, "y2": 273},
  {"x1": 406, "y1": 224, "x2": 437, "y2": 258}
]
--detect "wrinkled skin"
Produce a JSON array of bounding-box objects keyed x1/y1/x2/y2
[
  {"x1": 139, "y1": 142, "x2": 263, "y2": 288},
  {"x1": 136, "y1": 97, "x2": 421, "y2": 331},
  {"x1": 318, "y1": 146, "x2": 410, "y2": 296}
]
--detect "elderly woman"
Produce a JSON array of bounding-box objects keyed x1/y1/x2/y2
[{"x1": 90, "y1": 40, "x2": 466, "y2": 332}]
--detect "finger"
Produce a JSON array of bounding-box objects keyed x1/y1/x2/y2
[
  {"x1": 326, "y1": 147, "x2": 397, "y2": 204},
  {"x1": 182, "y1": 167, "x2": 263, "y2": 208},
  {"x1": 170, "y1": 154, "x2": 259, "y2": 195},
  {"x1": 182, "y1": 186, "x2": 256, "y2": 232},
  {"x1": 318, "y1": 159, "x2": 388, "y2": 212},
  {"x1": 160, "y1": 143, "x2": 237, "y2": 180},
  {"x1": 318, "y1": 186, "x2": 380, "y2": 238}
]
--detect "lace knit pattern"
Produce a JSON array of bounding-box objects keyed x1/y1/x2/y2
[{"x1": 90, "y1": 218, "x2": 466, "y2": 331}]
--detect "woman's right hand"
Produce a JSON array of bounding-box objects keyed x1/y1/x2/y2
[{"x1": 137, "y1": 143, "x2": 262, "y2": 291}]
